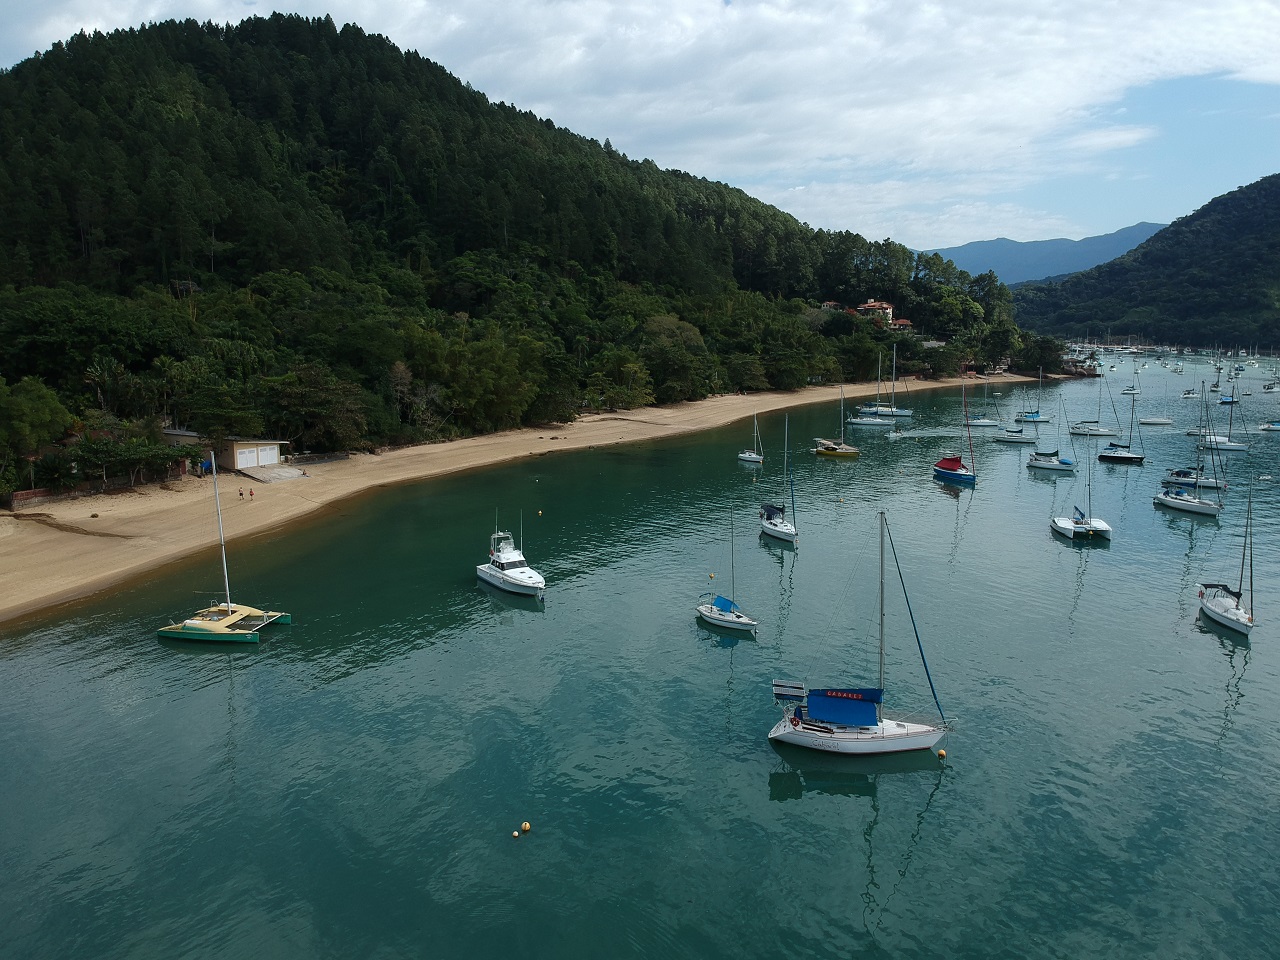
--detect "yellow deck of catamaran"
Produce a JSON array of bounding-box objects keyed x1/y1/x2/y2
[{"x1": 157, "y1": 602, "x2": 291, "y2": 642}]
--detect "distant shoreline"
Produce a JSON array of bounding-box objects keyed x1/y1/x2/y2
[{"x1": 0, "y1": 373, "x2": 1035, "y2": 627}]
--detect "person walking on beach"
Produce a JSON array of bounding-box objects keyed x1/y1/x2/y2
[
  {"x1": 239, "y1": 487, "x2": 244, "y2": 501},
  {"x1": 249, "y1": 488, "x2": 254, "y2": 502}
]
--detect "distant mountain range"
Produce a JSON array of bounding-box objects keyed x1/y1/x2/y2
[
  {"x1": 927, "y1": 223, "x2": 1166, "y2": 285},
  {"x1": 1011, "y1": 174, "x2": 1280, "y2": 348}
]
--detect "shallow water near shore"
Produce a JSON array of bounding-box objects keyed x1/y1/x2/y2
[{"x1": 4, "y1": 361, "x2": 1280, "y2": 958}]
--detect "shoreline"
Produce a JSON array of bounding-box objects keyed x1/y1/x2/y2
[{"x1": 0, "y1": 373, "x2": 1033, "y2": 627}]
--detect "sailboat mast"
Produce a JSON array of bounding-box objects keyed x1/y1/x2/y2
[
  {"x1": 877, "y1": 511, "x2": 886, "y2": 722},
  {"x1": 963, "y1": 384, "x2": 975, "y2": 477},
  {"x1": 209, "y1": 450, "x2": 233, "y2": 610},
  {"x1": 890, "y1": 345, "x2": 897, "y2": 408}
]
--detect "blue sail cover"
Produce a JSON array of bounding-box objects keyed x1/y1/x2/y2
[
  {"x1": 712, "y1": 595, "x2": 739, "y2": 613},
  {"x1": 807, "y1": 688, "x2": 883, "y2": 726}
]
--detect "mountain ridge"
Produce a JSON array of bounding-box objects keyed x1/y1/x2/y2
[{"x1": 927, "y1": 222, "x2": 1166, "y2": 285}]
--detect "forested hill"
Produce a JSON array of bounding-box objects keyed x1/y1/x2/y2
[
  {"x1": 1013, "y1": 175, "x2": 1280, "y2": 347},
  {"x1": 0, "y1": 14, "x2": 1042, "y2": 489}
]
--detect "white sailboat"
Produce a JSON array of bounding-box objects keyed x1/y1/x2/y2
[
  {"x1": 157, "y1": 450, "x2": 292, "y2": 643},
  {"x1": 1098, "y1": 392, "x2": 1145, "y2": 464},
  {"x1": 857, "y1": 345, "x2": 913, "y2": 417},
  {"x1": 1155, "y1": 387, "x2": 1224, "y2": 516},
  {"x1": 967, "y1": 377, "x2": 999, "y2": 427},
  {"x1": 1014, "y1": 367, "x2": 1052, "y2": 423},
  {"x1": 769, "y1": 511, "x2": 950, "y2": 755},
  {"x1": 1051, "y1": 441, "x2": 1112, "y2": 540},
  {"x1": 1197, "y1": 485, "x2": 1255, "y2": 635},
  {"x1": 476, "y1": 514, "x2": 546, "y2": 598},
  {"x1": 697, "y1": 516, "x2": 758, "y2": 632},
  {"x1": 1070, "y1": 375, "x2": 1120, "y2": 437},
  {"x1": 813, "y1": 386, "x2": 861, "y2": 458},
  {"x1": 1027, "y1": 406, "x2": 1076, "y2": 473},
  {"x1": 761, "y1": 415, "x2": 799, "y2": 544},
  {"x1": 738, "y1": 414, "x2": 764, "y2": 464}
]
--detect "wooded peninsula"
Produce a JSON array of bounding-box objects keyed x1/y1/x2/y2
[{"x1": 0, "y1": 14, "x2": 1060, "y2": 496}]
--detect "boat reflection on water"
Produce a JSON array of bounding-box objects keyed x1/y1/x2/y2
[
  {"x1": 768, "y1": 742, "x2": 947, "y2": 934},
  {"x1": 767, "y1": 742, "x2": 942, "y2": 802},
  {"x1": 476, "y1": 579, "x2": 545, "y2": 613}
]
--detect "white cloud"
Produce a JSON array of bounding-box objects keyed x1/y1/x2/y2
[{"x1": 2, "y1": 0, "x2": 1278, "y2": 246}]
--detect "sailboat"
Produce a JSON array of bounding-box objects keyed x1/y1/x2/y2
[
  {"x1": 1027, "y1": 400, "x2": 1076, "y2": 472},
  {"x1": 768, "y1": 511, "x2": 950, "y2": 754},
  {"x1": 476, "y1": 512, "x2": 546, "y2": 598},
  {"x1": 761, "y1": 415, "x2": 799, "y2": 544},
  {"x1": 1197, "y1": 484, "x2": 1255, "y2": 635},
  {"x1": 1050, "y1": 440, "x2": 1112, "y2": 539},
  {"x1": 1098, "y1": 392, "x2": 1145, "y2": 464},
  {"x1": 1155, "y1": 387, "x2": 1224, "y2": 516},
  {"x1": 967, "y1": 377, "x2": 1000, "y2": 428},
  {"x1": 1070, "y1": 373, "x2": 1120, "y2": 436},
  {"x1": 157, "y1": 450, "x2": 292, "y2": 643},
  {"x1": 1198, "y1": 384, "x2": 1250, "y2": 453},
  {"x1": 697, "y1": 515, "x2": 758, "y2": 632},
  {"x1": 1138, "y1": 380, "x2": 1173, "y2": 426},
  {"x1": 857, "y1": 344, "x2": 913, "y2": 417},
  {"x1": 1120, "y1": 359, "x2": 1141, "y2": 395},
  {"x1": 738, "y1": 414, "x2": 764, "y2": 464},
  {"x1": 1014, "y1": 368, "x2": 1052, "y2": 423},
  {"x1": 813, "y1": 386, "x2": 861, "y2": 458},
  {"x1": 932, "y1": 385, "x2": 977, "y2": 485}
]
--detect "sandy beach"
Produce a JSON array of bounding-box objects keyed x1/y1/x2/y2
[{"x1": 0, "y1": 373, "x2": 1033, "y2": 626}]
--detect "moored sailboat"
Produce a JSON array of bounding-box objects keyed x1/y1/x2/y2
[
  {"x1": 737, "y1": 414, "x2": 764, "y2": 464},
  {"x1": 768, "y1": 511, "x2": 950, "y2": 754},
  {"x1": 761, "y1": 416, "x2": 799, "y2": 544},
  {"x1": 1197, "y1": 485, "x2": 1256, "y2": 635},
  {"x1": 157, "y1": 450, "x2": 291, "y2": 643}
]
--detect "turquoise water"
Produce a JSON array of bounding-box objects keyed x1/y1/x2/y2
[{"x1": 3, "y1": 361, "x2": 1279, "y2": 958}]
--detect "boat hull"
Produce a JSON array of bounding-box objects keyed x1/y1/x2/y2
[
  {"x1": 1098, "y1": 450, "x2": 1145, "y2": 464},
  {"x1": 1199, "y1": 594, "x2": 1254, "y2": 635},
  {"x1": 933, "y1": 467, "x2": 975, "y2": 485},
  {"x1": 1153, "y1": 492, "x2": 1221, "y2": 515},
  {"x1": 696, "y1": 604, "x2": 758, "y2": 632},
  {"x1": 761, "y1": 519, "x2": 798, "y2": 544},
  {"x1": 768, "y1": 716, "x2": 945, "y2": 754},
  {"x1": 737, "y1": 450, "x2": 763, "y2": 464},
  {"x1": 476, "y1": 564, "x2": 545, "y2": 597},
  {"x1": 1027, "y1": 456, "x2": 1075, "y2": 472},
  {"x1": 1050, "y1": 517, "x2": 1112, "y2": 540}
]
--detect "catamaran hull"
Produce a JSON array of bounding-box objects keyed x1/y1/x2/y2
[
  {"x1": 1050, "y1": 517, "x2": 1112, "y2": 539},
  {"x1": 768, "y1": 716, "x2": 945, "y2": 754}
]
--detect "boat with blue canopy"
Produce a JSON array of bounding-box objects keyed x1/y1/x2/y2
[{"x1": 769, "y1": 512, "x2": 949, "y2": 755}]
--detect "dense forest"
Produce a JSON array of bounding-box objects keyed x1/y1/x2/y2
[
  {"x1": 1014, "y1": 175, "x2": 1280, "y2": 347},
  {"x1": 0, "y1": 14, "x2": 1054, "y2": 495}
]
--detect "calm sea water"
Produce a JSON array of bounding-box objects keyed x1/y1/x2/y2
[{"x1": 3, "y1": 360, "x2": 1279, "y2": 959}]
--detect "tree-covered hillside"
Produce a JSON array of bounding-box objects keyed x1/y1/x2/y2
[
  {"x1": 1013, "y1": 175, "x2": 1280, "y2": 346},
  {"x1": 0, "y1": 14, "x2": 1041, "y2": 493}
]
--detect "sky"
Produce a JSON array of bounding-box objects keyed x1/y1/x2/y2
[{"x1": 3, "y1": 1, "x2": 1279, "y2": 250}]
